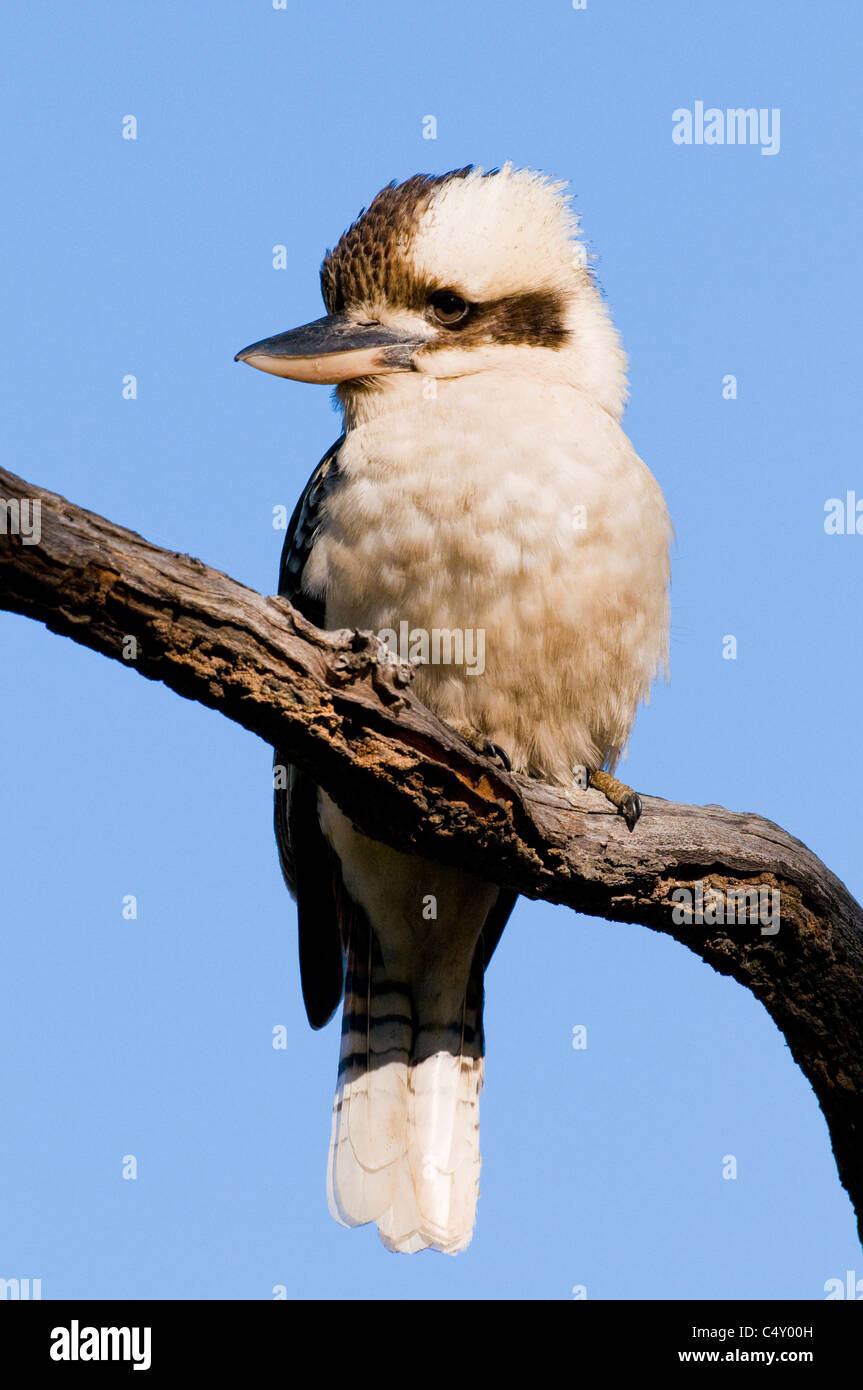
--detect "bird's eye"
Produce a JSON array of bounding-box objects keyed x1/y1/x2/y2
[{"x1": 429, "y1": 290, "x2": 470, "y2": 326}]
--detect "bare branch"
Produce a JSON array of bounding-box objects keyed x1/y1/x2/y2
[{"x1": 1, "y1": 465, "x2": 861, "y2": 1241}]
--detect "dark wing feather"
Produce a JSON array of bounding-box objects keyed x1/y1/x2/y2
[
  {"x1": 274, "y1": 437, "x2": 345, "y2": 1029},
  {"x1": 277, "y1": 437, "x2": 343, "y2": 626},
  {"x1": 480, "y1": 889, "x2": 518, "y2": 968}
]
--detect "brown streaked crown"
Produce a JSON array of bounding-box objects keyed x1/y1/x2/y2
[
  {"x1": 448, "y1": 290, "x2": 568, "y2": 351},
  {"x1": 320, "y1": 168, "x2": 472, "y2": 313}
]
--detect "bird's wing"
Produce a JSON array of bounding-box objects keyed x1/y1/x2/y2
[
  {"x1": 277, "y1": 435, "x2": 343, "y2": 627},
  {"x1": 480, "y1": 886, "x2": 518, "y2": 968},
  {"x1": 274, "y1": 436, "x2": 346, "y2": 1029}
]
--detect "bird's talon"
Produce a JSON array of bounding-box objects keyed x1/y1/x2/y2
[{"x1": 482, "y1": 740, "x2": 512, "y2": 771}]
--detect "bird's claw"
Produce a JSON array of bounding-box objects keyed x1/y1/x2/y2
[
  {"x1": 482, "y1": 740, "x2": 512, "y2": 772},
  {"x1": 589, "y1": 769, "x2": 643, "y2": 831},
  {"x1": 619, "y1": 791, "x2": 642, "y2": 832}
]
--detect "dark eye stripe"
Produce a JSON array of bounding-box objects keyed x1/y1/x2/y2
[{"x1": 426, "y1": 288, "x2": 568, "y2": 350}]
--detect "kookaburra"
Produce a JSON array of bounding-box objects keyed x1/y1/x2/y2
[{"x1": 236, "y1": 164, "x2": 671, "y2": 1254}]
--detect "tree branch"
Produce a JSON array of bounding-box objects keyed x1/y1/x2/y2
[{"x1": 2, "y1": 466, "x2": 861, "y2": 1241}]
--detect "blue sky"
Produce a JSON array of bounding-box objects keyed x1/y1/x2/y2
[{"x1": 1, "y1": 0, "x2": 861, "y2": 1299}]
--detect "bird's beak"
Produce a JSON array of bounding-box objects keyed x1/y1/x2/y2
[{"x1": 234, "y1": 312, "x2": 429, "y2": 384}]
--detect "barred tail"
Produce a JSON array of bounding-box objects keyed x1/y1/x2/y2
[{"x1": 327, "y1": 914, "x2": 484, "y2": 1255}]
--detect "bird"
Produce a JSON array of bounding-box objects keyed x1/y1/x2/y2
[{"x1": 235, "y1": 164, "x2": 671, "y2": 1254}]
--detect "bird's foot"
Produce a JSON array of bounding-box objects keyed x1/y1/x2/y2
[
  {"x1": 481, "y1": 739, "x2": 512, "y2": 771},
  {"x1": 589, "y1": 769, "x2": 642, "y2": 831},
  {"x1": 457, "y1": 727, "x2": 512, "y2": 771}
]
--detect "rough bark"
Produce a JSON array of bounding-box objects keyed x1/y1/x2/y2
[{"x1": 1, "y1": 465, "x2": 861, "y2": 1241}]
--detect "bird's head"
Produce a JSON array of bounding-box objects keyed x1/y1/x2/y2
[{"x1": 235, "y1": 164, "x2": 627, "y2": 419}]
